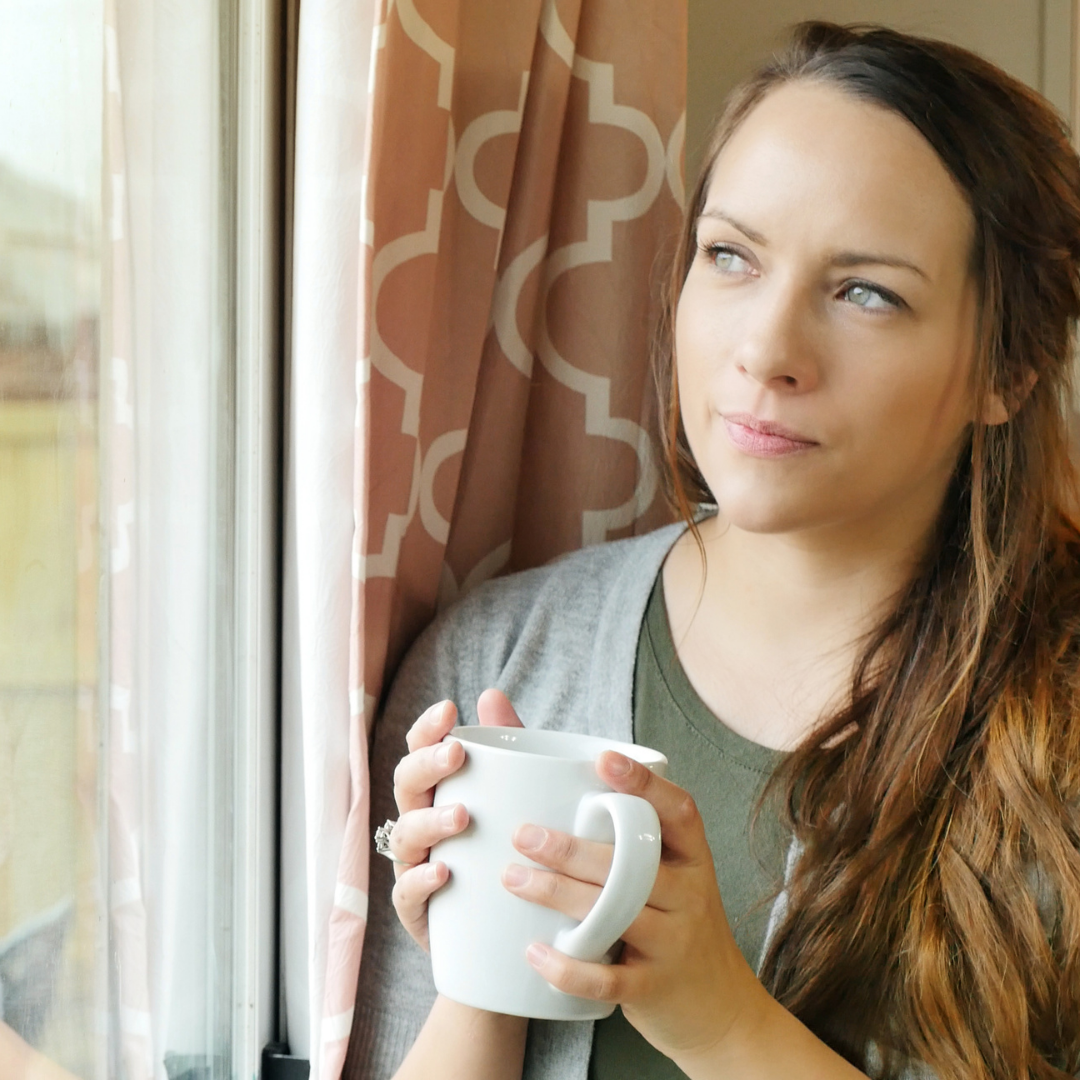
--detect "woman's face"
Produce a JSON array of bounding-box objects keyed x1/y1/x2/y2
[{"x1": 676, "y1": 80, "x2": 991, "y2": 541}]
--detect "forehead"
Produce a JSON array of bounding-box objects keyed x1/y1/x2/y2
[{"x1": 704, "y1": 80, "x2": 974, "y2": 275}]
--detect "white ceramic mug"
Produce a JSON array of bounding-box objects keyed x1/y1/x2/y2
[{"x1": 427, "y1": 725, "x2": 667, "y2": 1020}]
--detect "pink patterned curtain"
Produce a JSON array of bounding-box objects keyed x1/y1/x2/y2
[{"x1": 321, "y1": 0, "x2": 686, "y2": 1073}]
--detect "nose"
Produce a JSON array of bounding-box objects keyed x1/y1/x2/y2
[{"x1": 732, "y1": 280, "x2": 821, "y2": 392}]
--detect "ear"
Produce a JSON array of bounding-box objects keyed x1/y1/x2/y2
[{"x1": 981, "y1": 368, "x2": 1038, "y2": 426}]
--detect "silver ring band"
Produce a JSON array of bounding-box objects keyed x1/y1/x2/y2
[{"x1": 374, "y1": 818, "x2": 409, "y2": 864}]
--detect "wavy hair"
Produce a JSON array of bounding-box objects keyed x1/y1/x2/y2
[{"x1": 654, "y1": 22, "x2": 1080, "y2": 1079}]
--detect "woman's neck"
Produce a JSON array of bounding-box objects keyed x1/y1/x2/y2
[{"x1": 662, "y1": 502, "x2": 935, "y2": 750}]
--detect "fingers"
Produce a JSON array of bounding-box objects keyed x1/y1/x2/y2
[
  {"x1": 405, "y1": 699, "x2": 458, "y2": 753},
  {"x1": 525, "y1": 943, "x2": 641, "y2": 1003},
  {"x1": 389, "y1": 804, "x2": 469, "y2": 870},
  {"x1": 502, "y1": 862, "x2": 668, "y2": 949},
  {"x1": 391, "y1": 861, "x2": 449, "y2": 952},
  {"x1": 596, "y1": 752, "x2": 707, "y2": 863},
  {"x1": 476, "y1": 687, "x2": 526, "y2": 728},
  {"x1": 398, "y1": 692, "x2": 520, "y2": 816},
  {"x1": 502, "y1": 864, "x2": 602, "y2": 922},
  {"x1": 511, "y1": 824, "x2": 613, "y2": 886},
  {"x1": 393, "y1": 738, "x2": 466, "y2": 814},
  {"x1": 512, "y1": 823, "x2": 681, "y2": 911}
]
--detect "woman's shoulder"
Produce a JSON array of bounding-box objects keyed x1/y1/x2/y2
[
  {"x1": 385, "y1": 522, "x2": 685, "y2": 725},
  {"x1": 450, "y1": 521, "x2": 682, "y2": 629}
]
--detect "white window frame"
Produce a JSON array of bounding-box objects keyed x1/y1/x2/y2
[{"x1": 232, "y1": 0, "x2": 283, "y2": 1073}]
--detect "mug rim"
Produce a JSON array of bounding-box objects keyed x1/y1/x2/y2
[{"x1": 445, "y1": 724, "x2": 667, "y2": 768}]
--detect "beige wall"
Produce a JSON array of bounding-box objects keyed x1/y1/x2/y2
[{"x1": 687, "y1": 0, "x2": 1075, "y2": 182}]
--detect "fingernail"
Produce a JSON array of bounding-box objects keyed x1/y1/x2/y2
[
  {"x1": 436, "y1": 744, "x2": 451, "y2": 766},
  {"x1": 439, "y1": 806, "x2": 458, "y2": 828},
  {"x1": 516, "y1": 824, "x2": 546, "y2": 851},
  {"x1": 526, "y1": 943, "x2": 549, "y2": 967},
  {"x1": 426, "y1": 863, "x2": 442, "y2": 883},
  {"x1": 428, "y1": 700, "x2": 450, "y2": 724},
  {"x1": 503, "y1": 864, "x2": 529, "y2": 887},
  {"x1": 606, "y1": 752, "x2": 632, "y2": 776}
]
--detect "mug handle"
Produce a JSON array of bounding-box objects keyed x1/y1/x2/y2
[{"x1": 552, "y1": 792, "x2": 662, "y2": 962}]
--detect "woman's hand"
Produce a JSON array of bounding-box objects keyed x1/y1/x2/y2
[
  {"x1": 500, "y1": 751, "x2": 768, "y2": 1066},
  {"x1": 389, "y1": 688, "x2": 523, "y2": 951}
]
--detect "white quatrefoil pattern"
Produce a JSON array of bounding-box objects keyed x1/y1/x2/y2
[{"x1": 333, "y1": 0, "x2": 686, "y2": 1075}]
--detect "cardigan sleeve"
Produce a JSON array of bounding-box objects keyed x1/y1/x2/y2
[
  {"x1": 343, "y1": 594, "x2": 496, "y2": 1079},
  {"x1": 343, "y1": 564, "x2": 561, "y2": 1079},
  {"x1": 342, "y1": 526, "x2": 681, "y2": 1080}
]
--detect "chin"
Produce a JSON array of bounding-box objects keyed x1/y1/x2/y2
[
  {"x1": 716, "y1": 507, "x2": 815, "y2": 535},
  {"x1": 709, "y1": 483, "x2": 823, "y2": 536}
]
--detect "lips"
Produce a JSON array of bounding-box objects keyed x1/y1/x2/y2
[{"x1": 721, "y1": 413, "x2": 818, "y2": 458}]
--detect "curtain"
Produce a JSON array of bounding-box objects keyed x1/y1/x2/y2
[
  {"x1": 103, "y1": 2, "x2": 234, "y2": 1076},
  {"x1": 284, "y1": 0, "x2": 684, "y2": 1075},
  {"x1": 280, "y1": 0, "x2": 378, "y2": 1072}
]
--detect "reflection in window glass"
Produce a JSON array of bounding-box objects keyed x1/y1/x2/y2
[
  {"x1": 0, "y1": 0, "x2": 103, "y2": 1076},
  {"x1": 0, "y1": 1, "x2": 250, "y2": 1074}
]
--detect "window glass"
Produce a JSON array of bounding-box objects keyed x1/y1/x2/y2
[
  {"x1": 0, "y1": 0, "x2": 104, "y2": 1075},
  {"x1": 0, "y1": 2, "x2": 248, "y2": 1076}
]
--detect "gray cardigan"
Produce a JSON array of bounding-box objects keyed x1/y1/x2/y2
[
  {"x1": 344, "y1": 523, "x2": 962, "y2": 1080},
  {"x1": 346, "y1": 522, "x2": 704, "y2": 1079}
]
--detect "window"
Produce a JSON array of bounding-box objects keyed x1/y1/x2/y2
[{"x1": 0, "y1": 2, "x2": 279, "y2": 1075}]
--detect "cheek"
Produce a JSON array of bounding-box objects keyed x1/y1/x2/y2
[
  {"x1": 673, "y1": 343, "x2": 717, "y2": 460},
  {"x1": 844, "y1": 336, "x2": 976, "y2": 461},
  {"x1": 673, "y1": 292, "x2": 726, "y2": 415}
]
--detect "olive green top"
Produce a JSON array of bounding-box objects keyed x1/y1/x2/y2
[{"x1": 588, "y1": 572, "x2": 791, "y2": 1080}]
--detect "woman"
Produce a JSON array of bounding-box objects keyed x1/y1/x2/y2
[{"x1": 347, "y1": 22, "x2": 1080, "y2": 1080}]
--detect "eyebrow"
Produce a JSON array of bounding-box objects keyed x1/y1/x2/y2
[{"x1": 697, "y1": 208, "x2": 931, "y2": 282}]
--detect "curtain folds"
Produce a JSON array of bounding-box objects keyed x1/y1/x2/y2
[
  {"x1": 104, "y1": 3, "x2": 233, "y2": 1075},
  {"x1": 285, "y1": 1, "x2": 685, "y2": 1075},
  {"x1": 282, "y1": 0, "x2": 377, "y2": 1072}
]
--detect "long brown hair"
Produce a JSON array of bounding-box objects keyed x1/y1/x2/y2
[{"x1": 655, "y1": 22, "x2": 1080, "y2": 1079}]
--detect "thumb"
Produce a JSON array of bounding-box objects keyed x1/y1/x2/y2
[{"x1": 476, "y1": 687, "x2": 525, "y2": 728}]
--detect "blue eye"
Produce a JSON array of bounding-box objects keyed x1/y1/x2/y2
[
  {"x1": 702, "y1": 244, "x2": 752, "y2": 275},
  {"x1": 842, "y1": 282, "x2": 899, "y2": 311}
]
